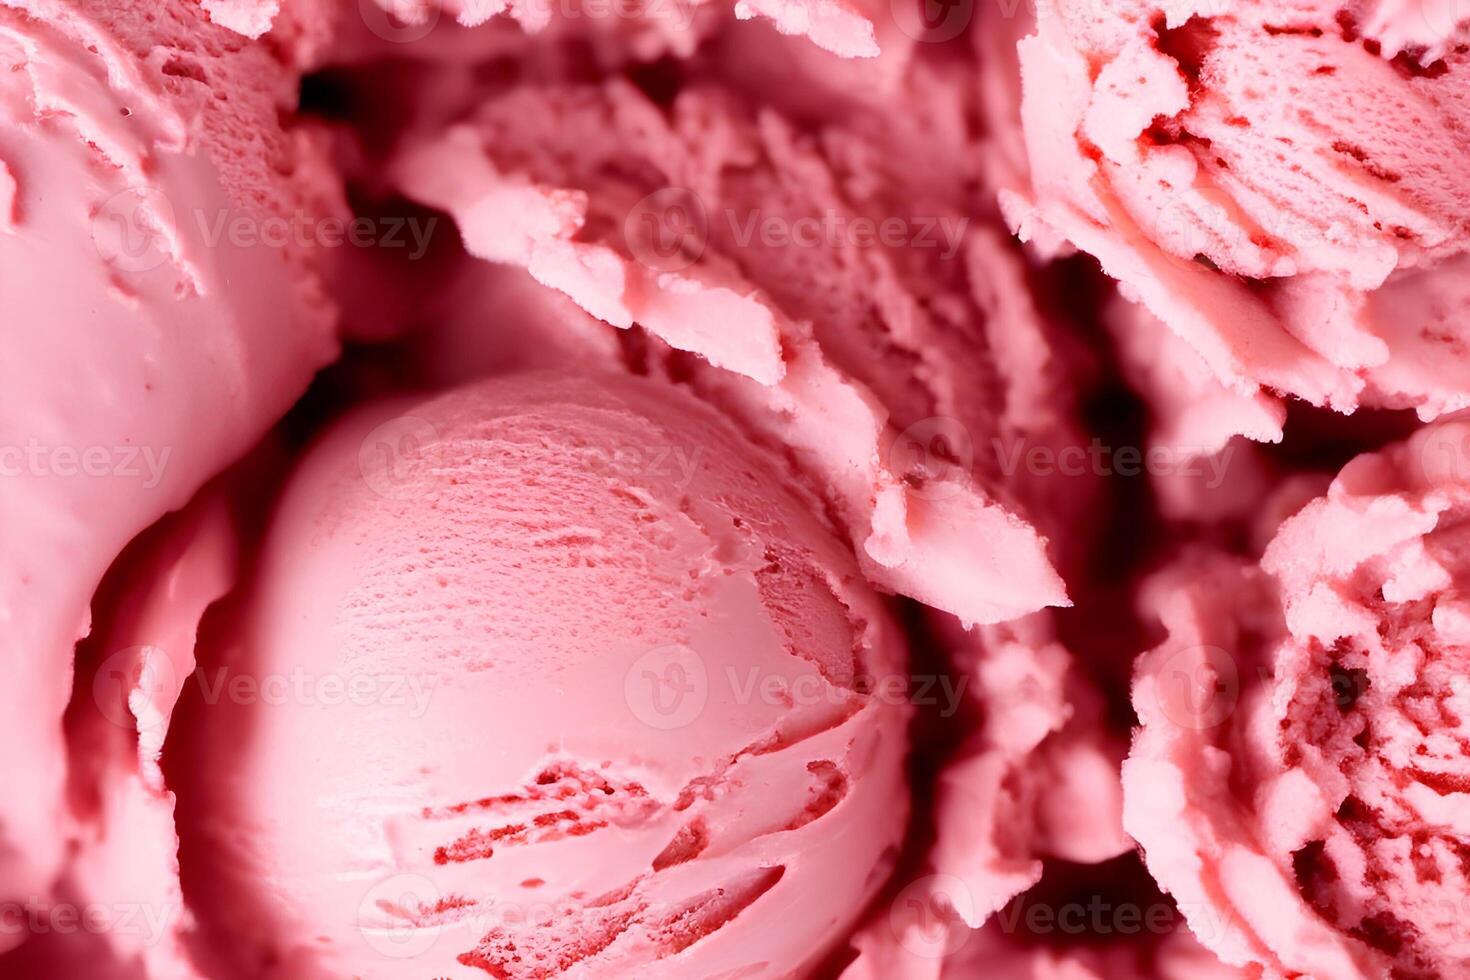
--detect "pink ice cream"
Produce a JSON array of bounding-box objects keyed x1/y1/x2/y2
[
  {"x1": 175, "y1": 371, "x2": 911, "y2": 979},
  {"x1": 842, "y1": 915, "x2": 1245, "y2": 980},
  {"x1": 1126, "y1": 423, "x2": 1470, "y2": 978},
  {"x1": 348, "y1": 0, "x2": 889, "y2": 58},
  {"x1": 21, "y1": 0, "x2": 1470, "y2": 971},
  {"x1": 0, "y1": 0, "x2": 339, "y2": 909},
  {"x1": 829, "y1": 608, "x2": 1133, "y2": 979},
  {"x1": 1006, "y1": 0, "x2": 1470, "y2": 431},
  {"x1": 924, "y1": 614, "x2": 1131, "y2": 921},
  {"x1": 320, "y1": 32, "x2": 1125, "y2": 978},
  {"x1": 61, "y1": 484, "x2": 246, "y2": 980},
  {"x1": 386, "y1": 46, "x2": 1090, "y2": 624}
]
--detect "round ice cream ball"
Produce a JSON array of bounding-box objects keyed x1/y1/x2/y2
[
  {"x1": 1125, "y1": 423, "x2": 1470, "y2": 979},
  {"x1": 178, "y1": 371, "x2": 911, "y2": 980},
  {"x1": 0, "y1": 0, "x2": 338, "y2": 902}
]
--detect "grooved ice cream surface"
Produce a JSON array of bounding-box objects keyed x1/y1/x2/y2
[
  {"x1": 1006, "y1": 0, "x2": 1470, "y2": 434},
  {"x1": 15, "y1": 0, "x2": 1470, "y2": 971},
  {"x1": 385, "y1": 35, "x2": 1095, "y2": 625},
  {"x1": 1127, "y1": 423, "x2": 1470, "y2": 978},
  {"x1": 174, "y1": 371, "x2": 911, "y2": 979},
  {"x1": 0, "y1": 0, "x2": 339, "y2": 911}
]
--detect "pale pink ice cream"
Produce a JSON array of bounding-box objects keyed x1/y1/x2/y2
[
  {"x1": 351, "y1": 0, "x2": 889, "y2": 59},
  {"x1": 325, "y1": 31, "x2": 1127, "y2": 977},
  {"x1": 224, "y1": 0, "x2": 903, "y2": 64},
  {"x1": 61, "y1": 483, "x2": 246, "y2": 980},
  {"x1": 1127, "y1": 423, "x2": 1470, "y2": 978},
  {"x1": 386, "y1": 46, "x2": 1090, "y2": 625},
  {"x1": 19, "y1": 0, "x2": 1470, "y2": 971},
  {"x1": 843, "y1": 913, "x2": 1245, "y2": 980},
  {"x1": 1007, "y1": 0, "x2": 1470, "y2": 431},
  {"x1": 833, "y1": 610, "x2": 1133, "y2": 978},
  {"x1": 0, "y1": 0, "x2": 339, "y2": 911},
  {"x1": 176, "y1": 371, "x2": 911, "y2": 979}
]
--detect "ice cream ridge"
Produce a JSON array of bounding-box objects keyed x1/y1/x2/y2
[
  {"x1": 0, "y1": 0, "x2": 339, "y2": 915},
  {"x1": 1006, "y1": 0, "x2": 1470, "y2": 438},
  {"x1": 175, "y1": 371, "x2": 912, "y2": 979},
  {"x1": 1126, "y1": 423, "x2": 1470, "y2": 979},
  {"x1": 18, "y1": 0, "x2": 1470, "y2": 970}
]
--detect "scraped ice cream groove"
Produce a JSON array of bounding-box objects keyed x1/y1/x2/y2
[{"x1": 8, "y1": 0, "x2": 1470, "y2": 977}]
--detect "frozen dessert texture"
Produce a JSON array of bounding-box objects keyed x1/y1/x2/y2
[
  {"x1": 1100, "y1": 294, "x2": 1285, "y2": 523},
  {"x1": 1006, "y1": 0, "x2": 1470, "y2": 431},
  {"x1": 352, "y1": 0, "x2": 884, "y2": 57},
  {"x1": 387, "y1": 45, "x2": 1095, "y2": 623},
  {"x1": 308, "y1": 29, "x2": 1124, "y2": 973},
  {"x1": 313, "y1": 37, "x2": 1130, "y2": 976},
  {"x1": 1126, "y1": 423, "x2": 1470, "y2": 978},
  {"x1": 1358, "y1": 0, "x2": 1470, "y2": 62},
  {"x1": 841, "y1": 913, "x2": 1246, "y2": 980},
  {"x1": 270, "y1": 0, "x2": 891, "y2": 66},
  {"x1": 839, "y1": 843, "x2": 1242, "y2": 979},
  {"x1": 176, "y1": 371, "x2": 911, "y2": 979},
  {"x1": 14, "y1": 0, "x2": 1470, "y2": 970},
  {"x1": 926, "y1": 613, "x2": 1130, "y2": 917},
  {"x1": 1106, "y1": 295, "x2": 1284, "y2": 458},
  {"x1": 62, "y1": 487, "x2": 244, "y2": 980},
  {"x1": 0, "y1": 0, "x2": 339, "y2": 907},
  {"x1": 824, "y1": 604, "x2": 1134, "y2": 979}
]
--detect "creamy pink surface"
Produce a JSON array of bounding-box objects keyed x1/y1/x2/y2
[
  {"x1": 350, "y1": 0, "x2": 885, "y2": 58},
  {"x1": 0, "y1": 0, "x2": 338, "y2": 910},
  {"x1": 1007, "y1": 0, "x2": 1470, "y2": 431},
  {"x1": 64, "y1": 487, "x2": 243, "y2": 980},
  {"x1": 1101, "y1": 295, "x2": 1286, "y2": 523},
  {"x1": 841, "y1": 917, "x2": 1246, "y2": 980},
  {"x1": 925, "y1": 613, "x2": 1130, "y2": 914},
  {"x1": 19, "y1": 0, "x2": 1470, "y2": 972},
  {"x1": 385, "y1": 42, "x2": 1090, "y2": 624},
  {"x1": 831, "y1": 610, "x2": 1131, "y2": 979},
  {"x1": 1127, "y1": 424, "x2": 1470, "y2": 978},
  {"x1": 176, "y1": 371, "x2": 910, "y2": 979}
]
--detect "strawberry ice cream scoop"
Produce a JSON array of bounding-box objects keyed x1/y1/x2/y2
[
  {"x1": 1006, "y1": 0, "x2": 1470, "y2": 429},
  {"x1": 388, "y1": 60, "x2": 1080, "y2": 626},
  {"x1": 1125, "y1": 425, "x2": 1470, "y2": 978},
  {"x1": 0, "y1": 0, "x2": 339, "y2": 906},
  {"x1": 178, "y1": 371, "x2": 911, "y2": 979}
]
